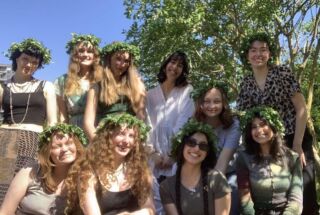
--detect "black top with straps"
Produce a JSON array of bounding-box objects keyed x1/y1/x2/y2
[{"x1": 2, "y1": 81, "x2": 47, "y2": 126}]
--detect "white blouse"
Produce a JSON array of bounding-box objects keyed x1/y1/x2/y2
[{"x1": 146, "y1": 84, "x2": 195, "y2": 177}]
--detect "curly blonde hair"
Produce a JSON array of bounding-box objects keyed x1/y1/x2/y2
[
  {"x1": 99, "y1": 51, "x2": 146, "y2": 115},
  {"x1": 64, "y1": 42, "x2": 103, "y2": 96},
  {"x1": 74, "y1": 123, "x2": 152, "y2": 210}
]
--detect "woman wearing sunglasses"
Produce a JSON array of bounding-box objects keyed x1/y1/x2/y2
[{"x1": 160, "y1": 119, "x2": 231, "y2": 215}]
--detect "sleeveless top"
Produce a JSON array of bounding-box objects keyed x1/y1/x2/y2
[
  {"x1": 97, "y1": 181, "x2": 139, "y2": 215},
  {"x1": 16, "y1": 166, "x2": 66, "y2": 215},
  {"x1": 97, "y1": 81, "x2": 135, "y2": 117},
  {"x1": 2, "y1": 81, "x2": 46, "y2": 125}
]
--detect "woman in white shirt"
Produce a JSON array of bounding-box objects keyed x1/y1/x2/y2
[{"x1": 146, "y1": 51, "x2": 194, "y2": 214}]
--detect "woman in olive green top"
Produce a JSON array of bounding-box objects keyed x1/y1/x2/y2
[
  {"x1": 0, "y1": 124, "x2": 86, "y2": 215},
  {"x1": 160, "y1": 119, "x2": 231, "y2": 215},
  {"x1": 236, "y1": 107, "x2": 303, "y2": 215}
]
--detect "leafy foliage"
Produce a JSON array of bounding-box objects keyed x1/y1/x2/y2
[{"x1": 65, "y1": 33, "x2": 101, "y2": 54}]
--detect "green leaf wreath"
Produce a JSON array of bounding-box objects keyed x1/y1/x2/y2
[
  {"x1": 171, "y1": 118, "x2": 217, "y2": 159},
  {"x1": 239, "y1": 106, "x2": 285, "y2": 135},
  {"x1": 65, "y1": 33, "x2": 101, "y2": 54},
  {"x1": 100, "y1": 41, "x2": 140, "y2": 62},
  {"x1": 96, "y1": 113, "x2": 150, "y2": 142},
  {"x1": 6, "y1": 38, "x2": 51, "y2": 65},
  {"x1": 39, "y1": 123, "x2": 88, "y2": 149},
  {"x1": 191, "y1": 78, "x2": 229, "y2": 101}
]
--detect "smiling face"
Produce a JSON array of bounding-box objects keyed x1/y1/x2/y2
[
  {"x1": 201, "y1": 88, "x2": 223, "y2": 119},
  {"x1": 76, "y1": 42, "x2": 95, "y2": 68},
  {"x1": 164, "y1": 58, "x2": 183, "y2": 82},
  {"x1": 247, "y1": 40, "x2": 271, "y2": 69},
  {"x1": 15, "y1": 53, "x2": 40, "y2": 77},
  {"x1": 110, "y1": 51, "x2": 131, "y2": 80},
  {"x1": 111, "y1": 126, "x2": 136, "y2": 163},
  {"x1": 50, "y1": 133, "x2": 77, "y2": 166},
  {"x1": 251, "y1": 117, "x2": 274, "y2": 146},
  {"x1": 183, "y1": 132, "x2": 208, "y2": 166}
]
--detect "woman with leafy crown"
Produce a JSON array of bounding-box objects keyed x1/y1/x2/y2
[
  {"x1": 0, "y1": 38, "x2": 57, "y2": 203},
  {"x1": 192, "y1": 78, "x2": 241, "y2": 215},
  {"x1": 54, "y1": 33, "x2": 103, "y2": 128},
  {"x1": 0, "y1": 123, "x2": 86, "y2": 215},
  {"x1": 74, "y1": 113, "x2": 154, "y2": 215},
  {"x1": 236, "y1": 32, "x2": 319, "y2": 214},
  {"x1": 159, "y1": 119, "x2": 231, "y2": 215},
  {"x1": 84, "y1": 41, "x2": 146, "y2": 142},
  {"x1": 236, "y1": 106, "x2": 303, "y2": 215}
]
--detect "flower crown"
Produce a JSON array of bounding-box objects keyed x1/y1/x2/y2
[
  {"x1": 39, "y1": 124, "x2": 88, "y2": 149},
  {"x1": 239, "y1": 106, "x2": 285, "y2": 135},
  {"x1": 100, "y1": 41, "x2": 140, "y2": 62},
  {"x1": 191, "y1": 78, "x2": 229, "y2": 101},
  {"x1": 239, "y1": 32, "x2": 276, "y2": 69},
  {"x1": 96, "y1": 113, "x2": 150, "y2": 142},
  {"x1": 65, "y1": 33, "x2": 101, "y2": 54},
  {"x1": 171, "y1": 119, "x2": 217, "y2": 159},
  {"x1": 6, "y1": 38, "x2": 51, "y2": 66}
]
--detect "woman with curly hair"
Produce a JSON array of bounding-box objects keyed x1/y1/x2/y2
[
  {"x1": 78, "y1": 113, "x2": 154, "y2": 215},
  {"x1": 237, "y1": 106, "x2": 303, "y2": 215},
  {"x1": 236, "y1": 32, "x2": 319, "y2": 214},
  {"x1": 0, "y1": 38, "x2": 57, "y2": 203},
  {"x1": 192, "y1": 80, "x2": 241, "y2": 214},
  {"x1": 160, "y1": 119, "x2": 231, "y2": 215},
  {"x1": 84, "y1": 42, "x2": 145, "y2": 142},
  {"x1": 54, "y1": 33, "x2": 103, "y2": 128},
  {"x1": 0, "y1": 124, "x2": 86, "y2": 214}
]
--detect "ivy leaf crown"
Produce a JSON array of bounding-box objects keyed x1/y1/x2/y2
[
  {"x1": 100, "y1": 41, "x2": 140, "y2": 62},
  {"x1": 239, "y1": 106, "x2": 285, "y2": 135},
  {"x1": 6, "y1": 38, "x2": 51, "y2": 66},
  {"x1": 191, "y1": 78, "x2": 229, "y2": 101},
  {"x1": 239, "y1": 31, "x2": 276, "y2": 70},
  {"x1": 171, "y1": 118, "x2": 217, "y2": 159},
  {"x1": 65, "y1": 33, "x2": 101, "y2": 54},
  {"x1": 96, "y1": 113, "x2": 150, "y2": 142},
  {"x1": 38, "y1": 123, "x2": 88, "y2": 149}
]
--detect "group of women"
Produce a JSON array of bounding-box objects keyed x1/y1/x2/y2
[{"x1": 0, "y1": 32, "x2": 318, "y2": 215}]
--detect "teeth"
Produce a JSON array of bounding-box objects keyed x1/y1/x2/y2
[{"x1": 190, "y1": 153, "x2": 199, "y2": 157}]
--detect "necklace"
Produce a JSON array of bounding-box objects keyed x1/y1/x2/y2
[{"x1": 9, "y1": 88, "x2": 31, "y2": 125}]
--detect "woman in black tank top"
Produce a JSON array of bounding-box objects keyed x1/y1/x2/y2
[{"x1": 0, "y1": 38, "x2": 57, "y2": 204}]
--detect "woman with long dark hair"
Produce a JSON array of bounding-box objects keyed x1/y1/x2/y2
[
  {"x1": 237, "y1": 106, "x2": 303, "y2": 214},
  {"x1": 160, "y1": 119, "x2": 231, "y2": 215}
]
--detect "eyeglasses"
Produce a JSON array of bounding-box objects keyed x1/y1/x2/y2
[{"x1": 185, "y1": 138, "x2": 209, "y2": 152}]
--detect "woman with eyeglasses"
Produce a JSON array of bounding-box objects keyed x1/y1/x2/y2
[
  {"x1": 159, "y1": 119, "x2": 231, "y2": 215},
  {"x1": 0, "y1": 38, "x2": 57, "y2": 204}
]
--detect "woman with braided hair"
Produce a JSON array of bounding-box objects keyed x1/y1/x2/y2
[
  {"x1": 159, "y1": 119, "x2": 231, "y2": 215},
  {"x1": 0, "y1": 124, "x2": 87, "y2": 214}
]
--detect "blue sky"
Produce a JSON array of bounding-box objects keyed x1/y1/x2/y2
[{"x1": 0, "y1": 0, "x2": 132, "y2": 81}]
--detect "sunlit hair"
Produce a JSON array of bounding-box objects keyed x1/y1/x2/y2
[
  {"x1": 157, "y1": 51, "x2": 189, "y2": 87},
  {"x1": 175, "y1": 132, "x2": 216, "y2": 215},
  {"x1": 99, "y1": 51, "x2": 146, "y2": 114},
  {"x1": 194, "y1": 87, "x2": 233, "y2": 129},
  {"x1": 38, "y1": 132, "x2": 84, "y2": 193},
  {"x1": 76, "y1": 123, "x2": 151, "y2": 209},
  {"x1": 64, "y1": 42, "x2": 103, "y2": 96},
  {"x1": 243, "y1": 115, "x2": 286, "y2": 163}
]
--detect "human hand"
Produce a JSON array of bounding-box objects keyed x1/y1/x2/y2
[{"x1": 292, "y1": 145, "x2": 306, "y2": 167}]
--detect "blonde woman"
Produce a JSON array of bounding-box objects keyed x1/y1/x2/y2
[
  {"x1": 84, "y1": 42, "x2": 145, "y2": 142},
  {"x1": 0, "y1": 124, "x2": 86, "y2": 215},
  {"x1": 75, "y1": 113, "x2": 154, "y2": 215},
  {"x1": 54, "y1": 33, "x2": 103, "y2": 128},
  {"x1": 0, "y1": 38, "x2": 57, "y2": 203}
]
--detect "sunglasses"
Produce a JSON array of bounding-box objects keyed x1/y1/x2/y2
[{"x1": 185, "y1": 138, "x2": 209, "y2": 152}]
